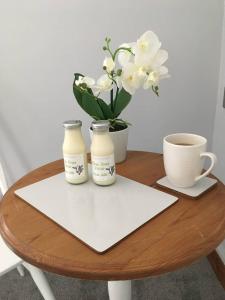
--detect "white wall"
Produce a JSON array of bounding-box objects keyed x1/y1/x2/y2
[
  {"x1": 213, "y1": 1, "x2": 225, "y2": 184},
  {"x1": 0, "y1": 0, "x2": 223, "y2": 186},
  {"x1": 213, "y1": 0, "x2": 225, "y2": 265}
]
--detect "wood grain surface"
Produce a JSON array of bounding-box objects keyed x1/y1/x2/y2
[{"x1": 0, "y1": 151, "x2": 225, "y2": 280}]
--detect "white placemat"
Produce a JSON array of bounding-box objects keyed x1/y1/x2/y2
[{"x1": 15, "y1": 167, "x2": 178, "y2": 253}]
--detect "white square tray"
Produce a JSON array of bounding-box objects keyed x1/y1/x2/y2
[{"x1": 15, "y1": 167, "x2": 178, "y2": 253}]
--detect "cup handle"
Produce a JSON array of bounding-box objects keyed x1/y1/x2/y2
[{"x1": 195, "y1": 152, "x2": 217, "y2": 183}]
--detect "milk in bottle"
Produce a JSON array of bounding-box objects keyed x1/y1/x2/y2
[
  {"x1": 91, "y1": 120, "x2": 116, "y2": 186},
  {"x1": 63, "y1": 120, "x2": 88, "y2": 184}
]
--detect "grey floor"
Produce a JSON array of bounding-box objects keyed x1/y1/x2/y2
[{"x1": 0, "y1": 258, "x2": 225, "y2": 300}]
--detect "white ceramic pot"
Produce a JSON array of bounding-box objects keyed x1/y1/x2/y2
[{"x1": 89, "y1": 126, "x2": 129, "y2": 163}]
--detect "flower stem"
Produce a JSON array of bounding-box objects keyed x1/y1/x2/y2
[
  {"x1": 105, "y1": 39, "x2": 114, "y2": 58},
  {"x1": 112, "y1": 47, "x2": 134, "y2": 61},
  {"x1": 113, "y1": 86, "x2": 119, "y2": 116},
  {"x1": 104, "y1": 38, "x2": 133, "y2": 62},
  {"x1": 110, "y1": 88, "x2": 114, "y2": 112}
]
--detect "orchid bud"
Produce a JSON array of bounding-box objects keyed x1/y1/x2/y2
[
  {"x1": 80, "y1": 83, "x2": 87, "y2": 89},
  {"x1": 103, "y1": 57, "x2": 115, "y2": 73},
  {"x1": 117, "y1": 69, "x2": 122, "y2": 76}
]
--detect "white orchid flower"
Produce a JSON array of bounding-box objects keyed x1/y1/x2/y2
[
  {"x1": 121, "y1": 63, "x2": 143, "y2": 95},
  {"x1": 83, "y1": 76, "x2": 95, "y2": 87},
  {"x1": 134, "y1": 31, "x2": 162, "y2": 69},
  {"x1": 75, "y1": 76, "x2": 95, "y2": 88},
  {"x1": 141, "y1": 49, "x2": 169, "y2": 89},
  {"x1": 103, "y1": 57, "x2": 115, "y2": 73},
  {"x1": 93, "y1": 74, "x2": 113, "y2": 96},
  {"x1": 118, "y1": 43, "x2": 135, "y2": 67},
  {"x1": 75, "y1": 77, "x2": 83, "y2": 86},
  {"x1": 143, "y1": 66, "x2": 170, "y2": 89},
  {"x1": 137, "y1": 66, "x2": 148, "y2": 80}
]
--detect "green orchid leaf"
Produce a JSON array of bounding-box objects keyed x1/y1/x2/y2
[
  {"x1": 97, "y1": 98, "x2": 114, "y2": 119},
  {"x1": 74, "y1": 73, "x2": 84, "y2": 81},
  {"x1": 73, "y1": 84, "x2": 83, "y2": 107},
  {"x1": 73, "y1": 73, "x2": 85, "y2": 106},
  {"x1": 81, "y1": 92, "x2": 105, "y2": 120},
  {"x1": 73, "y1": 73, "x2": 116, "y2": 120},
  {"x1": 87, "y1": 87, "x2": 94, "y2": 95},
  {"x1": 113, "y1": 88, "x2": 132, "y2": 117}
]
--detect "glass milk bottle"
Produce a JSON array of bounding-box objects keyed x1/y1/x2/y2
[
  {"x1": 63, "y1": 120, "x2": 88, "y2": 184},
  {"x1": 91, "y1": 120, "x2": 116, "y2": 186}
]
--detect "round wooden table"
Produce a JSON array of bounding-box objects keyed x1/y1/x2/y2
[{"x1": 1, "y1": 151, "x2": 225, "y2": 300}]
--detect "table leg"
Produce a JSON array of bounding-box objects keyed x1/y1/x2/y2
[
  {"x1": 17, "y1": 264, "x2": 25, "y2": 276},
  {"x1": 108, "y1": 280, "x2": 131, "y2": 300},
  {"x1": 23, "y1": 262, "x2": 56, "y2": 300}
]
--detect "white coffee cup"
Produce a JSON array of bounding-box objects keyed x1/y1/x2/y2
[{"x1": 163, "y1": 133, "x2": 217, "y2": 188}]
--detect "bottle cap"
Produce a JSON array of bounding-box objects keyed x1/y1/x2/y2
[
  {"x1": 92, "y1": 120, "x2": 110, "y2": 132},
  {"x1": 63, "y1": 120, "x2": 82, "y2": 129}
]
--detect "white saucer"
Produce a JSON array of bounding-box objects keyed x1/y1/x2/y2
[{"x1": 156, "y1": 176, "x2": 217, "y2": 198}]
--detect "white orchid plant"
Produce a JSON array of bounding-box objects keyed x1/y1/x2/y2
[{"x1": 73, "y1": 30, "x2": 169, "y2": 131}]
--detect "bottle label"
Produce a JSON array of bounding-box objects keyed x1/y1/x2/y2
[
  {"x1": 92, "y1": 154, "x2": 116, "y2": 182},
  {"x1": 64, "y1": 154, "x2": 86, "y2": 180}
]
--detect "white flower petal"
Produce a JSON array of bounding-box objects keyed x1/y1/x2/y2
[
  {"x1": 83, "y1": 76, "x2": 95, "y2": 87},
  {"x1": 143, "y1": 65, "x2": 170, "y2": 90},
  {"x1": 121, "y1": 63, "x2": 142, "y2": 95},
  {"x1": 93, "y1": 74, "x2": 113, "y2": 94},
  {"x1": 143, "y1": 71, "x2": 159, "y2": 89},
  {"x1": 75, "y1": 77, "x2": 83, "y2": 86},
  {"x1": 135, "y1": 30, "x2": 162, "y2": 68},
  {"x1": 137, "y1": 31, "x2": 161, "y2": 55},
  {"x1": 121, "y1": 80, "x2": 136, "y2": 95},
  {"x1": 118, "y1": 43, "x2": 135, "y2": 67},
  {"x1": 137, "y1": 67, "x2": 148, "y2": 82},
  {"x1": 159, "y1": 65, "x2": 169, "y2": 76},
  {"x1": 150, "y1": 50, "x2": 168, "y2": 70},
  {"x1": 103, "y1": 57, "x2": 115, "y2": 73},
  {"x1": 97, "y1": 74, "x2": 112, "y2": 86},
  {"x1": 93, "y1": 89, "x2": 101, "y2": 97},
  {"x1": 75, "y1": 76, "x2": 95, "y2": 88}
]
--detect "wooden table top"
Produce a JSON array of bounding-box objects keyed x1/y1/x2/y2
[{"x1": 0, "y1": 151, "x2": 225, "y2": 281}]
